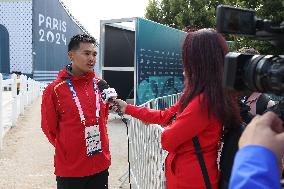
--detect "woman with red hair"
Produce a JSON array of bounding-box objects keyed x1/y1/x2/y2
[{"x1": 113, "y1": 29, "x2": 241, "y2": 188}]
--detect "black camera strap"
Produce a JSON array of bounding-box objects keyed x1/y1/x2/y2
[{"x1": 192, "y1": 136, "x2": 212, "y2": 189}]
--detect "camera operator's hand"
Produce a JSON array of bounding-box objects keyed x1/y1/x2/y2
[
  {"x1": 111, "y1": 99, "x2": 127, "y2": 114},
  {"x1": 239, "y1": 112, "x2": 284, "y2": 163}
]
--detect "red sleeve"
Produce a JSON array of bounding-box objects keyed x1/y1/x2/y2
[
  {"x1": 161, "y1": 95, "x2": 211, "y2": 153},
  {"x1": 125, "y1": 103, "x2": 179, "y2": 126},
  {"x1": 41, "y1": 85, "x2": 58, "y2": 147}
]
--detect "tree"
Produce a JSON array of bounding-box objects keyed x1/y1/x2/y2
[
  {"x1": 145, "y1": 0, "x2": 284, "y2": 54},
  {"x1": 145, "y1": 0, "x2": 224, "y2": 29},
  {"x1": 145, "y1": 0, "x2": 162, "y2": 23}
]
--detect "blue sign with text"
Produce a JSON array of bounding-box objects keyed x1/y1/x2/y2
[{"x1": 135, "y1": 18, "x2": 186, "y2": 105}]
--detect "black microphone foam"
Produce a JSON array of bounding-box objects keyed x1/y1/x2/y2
[
  {"x1": 97, "y1": 79, "x2": 109, "y2": 92},
  {"x1": 97, "y1": 80, "x2": 110, "y2": 102}
]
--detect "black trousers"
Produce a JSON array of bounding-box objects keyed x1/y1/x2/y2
[{"x1": 56, "y1": 169, "x2": 109, "y2": 189}]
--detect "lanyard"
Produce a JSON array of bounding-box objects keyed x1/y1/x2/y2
[{"x1": 66, "y1": 78, "x2": 101, "y2": 126}]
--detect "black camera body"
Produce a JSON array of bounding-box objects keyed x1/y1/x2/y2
[
  {"x1": 216, "y1": 5, "x2": 284, "y2": 95},
  {"x1": 217, "y1": 5, "x2": 284, "y2": 49}
]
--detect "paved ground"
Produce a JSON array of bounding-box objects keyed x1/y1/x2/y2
[{"x1": 0, "y1": 97, "x2": 131, "y2": 189}]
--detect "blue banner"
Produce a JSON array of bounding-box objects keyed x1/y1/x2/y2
[
  {"x1": 135, "y1": 18, "x2": 186, "y2": 105},
  {"x1": 32, "y1": 0, "x2": 86, "y2": 72}
]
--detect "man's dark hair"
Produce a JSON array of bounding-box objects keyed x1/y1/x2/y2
[{"x1": 68, "y1": 34, "x2": 96, "y2": 51}]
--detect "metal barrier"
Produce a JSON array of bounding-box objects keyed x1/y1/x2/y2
[
  {"x1": 127, "y1": 93, "x2": 182, "y2": 189},
  {"x1": 0, "y1": 73, "x2": 46, "y2": 150}
]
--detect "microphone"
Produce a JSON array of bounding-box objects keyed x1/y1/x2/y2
[
  {"x1": 97, "y1": 80, "x2": 118, "y2": 104},
  {"x1": 97, "y1": 80, "x2": 128, "y2": 124}
]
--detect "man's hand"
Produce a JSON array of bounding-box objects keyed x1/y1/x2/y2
[{"x1": 239, "y1": 111, "x2": 284, "y2": 162}]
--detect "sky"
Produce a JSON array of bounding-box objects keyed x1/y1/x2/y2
[{"x1": 60, "y1": 0, "x2": 149, "y2": 40}]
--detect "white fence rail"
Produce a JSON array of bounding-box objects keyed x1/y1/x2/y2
[
  {"x1": 128, "y1": 93, "x2": 182, "y2": 189},
  {"x1": 0, "y1": 73, "x2": 46, "y2": 150}
]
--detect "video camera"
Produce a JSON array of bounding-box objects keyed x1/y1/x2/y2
[{"x1": 216, "y1": 5, "x2": 284, "y2": 96}]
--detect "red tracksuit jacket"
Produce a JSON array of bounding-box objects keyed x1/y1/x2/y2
[
  {"x1": 125, "y1": 94, "x2": 222, "y2": 188},
  {"x1": 41, "y1": 68, "x2": 110, "y2": 177}
]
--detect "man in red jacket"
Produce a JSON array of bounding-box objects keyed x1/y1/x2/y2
[{"x1": 41, "y1": 34, "x2": 110, "y2": 189}]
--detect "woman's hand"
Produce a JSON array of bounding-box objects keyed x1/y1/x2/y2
[{"x1": 111, "y1": 99, "x2": 128, "y2": 113}]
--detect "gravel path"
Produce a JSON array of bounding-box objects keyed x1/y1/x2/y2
[{"x1": 0, "y1": 97, "x2": 130, "y2": 189}]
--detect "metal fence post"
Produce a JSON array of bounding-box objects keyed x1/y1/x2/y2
[
  {"x1": 11, "y1": 74, "x2": 17, "y2": 127},
  {"x1": 24, "y1": 75, "x2": 28, "y2": 107},
  {"x1": 27, "y1": 78, "x2": 31, "y2": 104},
  {"x1": 32, "y1": 80, "x2": 35, "y2": 101},
  {"x1": 20, "y1": 74, "x2": 25, "y2": 115}
]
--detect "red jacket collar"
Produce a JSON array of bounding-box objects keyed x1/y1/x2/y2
[{"x1": 57, "y1": 67, "x2": 96, "y2": 81}]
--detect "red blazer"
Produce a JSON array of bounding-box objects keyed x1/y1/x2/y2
[
  {"x1": 125, "y1": 94, "x2": 222, "y2": 188},
  {"x1": 41, "y1": 68, "x2": 110, "y2": 177}
]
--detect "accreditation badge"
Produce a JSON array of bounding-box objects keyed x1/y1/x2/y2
[{"x1": 85, "y1": 125, "x2": 102, "y2": 156}]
